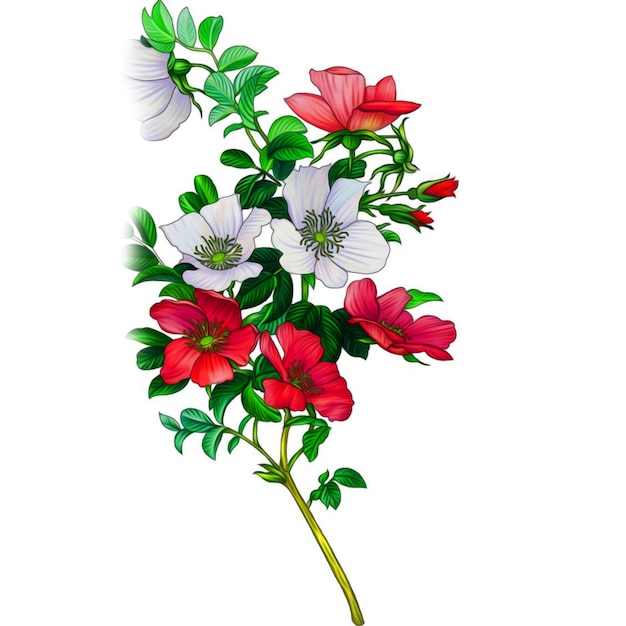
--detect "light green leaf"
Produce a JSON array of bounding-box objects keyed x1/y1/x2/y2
[
  {"x1": 178, "y1": 191, "x2": 203, "y2": 213},
  {"x1": 381, "y1": 229, "x2": 402, "y2": 244},
  {"x1": 204, "y1": 72, "x2": 235, "y2": 105},
  {"x1": 198, "y1": 16, "x2": 223, "y2": 50},
  {"x1": 159, "y1": 412, "x2": 181, "y2": 432},
  {"x1": 194, "y1": 175, "x2": 218, "y2": 205},
  {"x1": 242, "y1": 384, "x2": 282, "y2": 422},
  {"x1": 209, "y1": 104, "x2": 236, "y2": 125},
  {"x1": 218, "y1": 45, "x2": 258, "y2": 72},
  {"x1": 202, "y1": 427, "x2": 225, "y2": 460},
  {"x1": 133, "y1": 265, "x2": 184, "y2": 286},
  {"x1": 176, "y1": 7, "x2": 196, "y2": 46},
  {"x1": 180, "y1": 408, "x2": 216, "y2": 433},
  {"x1": 268, "y1": 116, "x2": 308, "y2": 141},
  {"x1": 151, "y1": 1, "x2": 175, "y2": 38},
  {"x1": 406, "y1": 289, "x2": 443, "y2": 308},
  {"x1": 234, "y1": 65, "x2": 279, "y2": 94},
  {"x1": 267, "y1": 132, "x2": 314, "y2": 161},
  {"x1": 142, "y1": 8, "x2": 175, "y2": 43},
  {"x1": 174, "y1": 428, "x2": 192, "y2": 454}
]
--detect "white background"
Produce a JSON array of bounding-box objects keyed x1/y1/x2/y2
[{"x1": 2, "y1": 1, "x2": 625, "y2": 625}]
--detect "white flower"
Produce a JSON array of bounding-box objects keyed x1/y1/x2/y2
[
  {"x1": 161, "y1": 195, "x2": 271, "y2": 291},
  {"x1": 124, "y1": 40, "x2": 192, "y2": 141},
  {"x1": 270, "y1": 166, "x2": 390, "y2": 288}
]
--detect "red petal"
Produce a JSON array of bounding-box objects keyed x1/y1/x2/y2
[
  {"x1": 349, "y1": 318, "x2": 399, "y2": 351},
  {"x1": 405, "y1": 315, "x2": 457, "y2": 349},
  {"x1": 150, "y1": 300, "x2": 206, "y2": 335},
  {"x1": 191, "y1": 351, "x2": 234, "y2": 386},
  {"x1": 365, "y1": 75, "x2": 397, "y2": 102},
  {"x1": 284, "y1": 93, "x2": 344, "y2": 132},
  {"x1": 310, "y1": 67, "x2": 365, "y2": 128},
  {"x1": 357, "y1": 100, "x2": 421, "y2": 114},
  {"x1": 263, "y1": 378, "x2": 306, "y2": 411},
  {"x1": 259, "y1": 332, "x2": 288, "y2": 380},
  {"x1": 344, "y1": 278, "x2": 380, "y2": 320},
  {"x1": 307, "y1": 371, "x2": 354, "y2": 421},
  {"x1": 378, "y1": 287, "x2": 412, "y2": 326},
  {"x1": 220, "y1": 325, "x2": 258, "y2": 366},
  {"x1": 194, "y1": 290, "x2": 242, "y2": 330},
  {"x1": 347, "y1": 101, "x2": 421, "y2": 131},
  {"x1": 425, "y1": 178, "x2": 459, "y2": 198},
  {"x1": 277, "y1": 322, "x2": 324, "y2": 371},
  {"x1": 160, "y1": 338, "x2": 198, "y2": 384}
]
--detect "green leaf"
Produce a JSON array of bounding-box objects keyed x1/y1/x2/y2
[
  {"x1": 176, "y1": 7, "x2": 196, "y2": 46},
  {"x1": 247, "y1": 247, "x2": 282, "y2": 272},
  {"x1": 180, "y1": 408, "x2": 216, "y2": 433},
  {"x1": 268, "y1": 116, "x2": 308, "y2": 141},
  {"x1": 174, "y1": 428, "x2": 192, "y2": 454},
  {"x1": 252, "y1": 354, "x2": 280, "y2": 391},
  {"x1": 285, "y1": 415, "x2": 327, "y2": 428},
  {"x1": 194, "y1": 175, "x2": 219, "y2": 205},
  {"x1": 145, "y1": 38, "x2": 175, "y2": 53},
  {"x1": 242, "y1": 384, "x2": 281, "y2": 422},
  {"x1": 318, "y1": 470, "x2": 330, "y2": 484},
  {"x1": 328, "y1": 158, "x2": 367, "y2": 185},
  {"x1": 209, "y1": 371, "x2": 252, "y2": 423},
  {"x1": 309, "y1": 486, "x2": 323, "y2": 501},
  {"x1": 302, "y1": 273, "x2": 316, "y2": 289},
  {"x1": 198, "y1": 15, "x2": 223, "y2": 50},
  {"x1": 130, "y1": 207, "x2": 157, "y2": 248},
  {"x1": 227, "y1": 436, "x2": 240, "y2": 454},
  {"x1": 267, "y1": 132, "x2": 314, "y2": 161},
  {"x1": 272, "y1": 160, "x2": 296, "y2": 181},
  {"x1": 234, "y1": 174, "x2": 261, "y2": 205},
  {"x1": 122, "y1": 244, "x2": 159, "y2": 272},
  {"x1": 234, "y1": 65, "x2": 279, "y2": 94},
  {"x1": 137, "y1": 345, "x2": 165, "y2": 370},
  {"x1": 224, "y1": 122, "x2": 245, "y2": 137},
  {"x1": 244, "y1": 181, "x2": 278, "y2": 208},
  {"x1": 286, "y1": 303, "x2": 342, "y2": 362},
  {"x1": 406, "y1": 288, "x2": 443, "y2": 308},
  {"x1": 148, "y1": 375, "x2": 189, "y2": 398},
  {"x1": 204, "y1": 72, "x2": 235, "y2": 105},
  {"x1": 302, "y1": 423, "x2": 331, "y2": 462},
  {"x1": 236, "y1": 271, "x2": 276, "y2": 309},
  {"x1": 238, "y1": 414, "x2": 254, "y2": 434},
  {"x1": 264, "y1": 270, "x2": 292, "y2": 322},
  {"x1": 220, "y1": 149, "x2": 256, "y2": 169},
  {"x1": 133, "y1": 265, "x2": 184, "y2": 286},
  {"x1": 403, "y1": 353, "x2": 430, "y2": 365},
  {"x1": 202, "y1": 427, "x2": 225, "y2": 460},
  {"x1": 332, "y1": 468, "x2": 367, "y2": 488},
  {"x1": 238, "y1": 76, "x2": 263, "y2": 130},
  {"x1": 254, "y1": 470, "x2": 286, "y2": 484},
  {"x1": 127, "y1": 327, "x2": 171, "y2": 346},
  {"x1": 381, "y1": 229, "x2": 402, "y2": 244},
  {"x1": 142, "y1": 8, "x2": 174, "y2": 43},
  {"x1": 179, "y1": 191, "x2": 203, "y2": 213},
  {"x1": 159, "y1": 283, "x2": 196, "y2": 301},
  {"x1": 122, "y1": 222, "x2": 134, "y2": 239},
  {"x1": 320, "y1": 481, "x2": 341, "y2": 510},
  {"x1": 218, "y1": 45, "x2": 258, "y2": 72},
  {"x1": 332, "y1": 308, "x2": 371, "y2": 360},
  {"x1": 242, "y1": 302, "x2": 287, "y2": 334},
  {"x1": 209, "y1": 104, "x2": 236, "y2": 125},
  {"x1": 159, "y1": 412, "x2": 180, "y2": 432},
  {"x1": 151, "y1": 1, "x2": 175, "y2": 38}
]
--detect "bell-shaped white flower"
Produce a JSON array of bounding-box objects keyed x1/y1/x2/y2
[
  {"x1": 124, "y1": 40, "x2": 192, "y2": 141},
  {"x1": 161, "y1": 196, "x2": 271, "y2": 291},
  {"x1": 270, "y1": 166, "x2": 390, "y2": 288}
]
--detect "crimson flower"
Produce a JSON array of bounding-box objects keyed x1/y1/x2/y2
[
  {"x1": 150, "y1": 290, "x2": 258, "y2": 386},
  {"x1": 410, "y1": 209, "x2": 434, "y2": 227},
  {"x1": 285, "y1": 66, "x2": 420, "y2": 133},
  {"x1": 414, "y1": 176, "x2": 459, "y2": 202},
  {"x1": 259, "y1": 323, "x2": 353, "y2": 421},
  {"x1": 345, "y1": 278, "x2": 456, "y2": 360}
]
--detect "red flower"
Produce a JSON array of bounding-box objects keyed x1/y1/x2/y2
[
  {"x1": 345, "y1": 278, "x2": 456, "y2": 360},
  {"x1": 285, "y1": 66, "x2": 420, "y2": 133},
  {"x1": 410, "y1": 210, "x2": 434, "y2": 226},
  {"x1": 259, "y1": 323, "x2": 353, "y2": 421},
  {"x1": 415, "y1": 176, "x2": 459, "y2": 202},
  {"x1": 150, "y1": 290, "x2": 258, "y2": 386}
]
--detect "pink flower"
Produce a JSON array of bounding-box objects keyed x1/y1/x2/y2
[
  {"x1": 259, "y1": 323, "x2": 354, "y2": 421},
  {"x1": 150, "y1": 290, "x2": 258, "y2": 386},
  {"x1": 285, "y1": 66, "x2": 420, "y2": 133},
  {"x1": 345, "y1": 278, "x2": 456, "y2": 360}
]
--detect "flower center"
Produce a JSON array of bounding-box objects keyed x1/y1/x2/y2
[
  {"x1": 299, "y1": 207, "x2": 348, "y2": 260},
  {"x1": 185, "y1": 320, "x2": 230, "y2": 353},
  {"x1": 287, "y1": 360, "x2": 322, "y2": 395},
  {"x1": 381, "y1": 320, "x2": 404, "y2": 337},
  {"x1": 194, "y1": 235, "x2": 243, "y2": 269}
]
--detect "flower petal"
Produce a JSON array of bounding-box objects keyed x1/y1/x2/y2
[
  {"x1": 378, "y1": 287, "x2": 412, "y2": 325},
  {"x1": 358, "y1": 99, "x2": 422, "y2": 114},
  {"x1": 307, "y1": 363, "x2": 353, "y2": 421},
  {"x1": 259, "y1": 332, "x2": 289, "y2": 380},
  {"x1": 364, "y1": 75, "x2": 397, "y2": 102},
  {"x1": 349, "y1": 318, "x2": 399, "y2": 351},
  {"x1": 161, "y1": 213, "x2": 214, "y2": 256},
  {"x1": 277, "y1": 323, "x2": 324, "y2": 371},
  {"x1": 332, "y1": 220, "x2": 390, "y2": 273},
  {"x1": 347, "y1": 100, "x2": 420, "y2": 132},
  {"x1": 326, "y1": 178, "x2": 369, "y2": 227},
  {"x1": 124, "y1": 40, "x2": 170, "y2": 80},
  {"x1": 126, "y1": 77, "x2": 174, "y2": 121},
  {"x1": 310, "y1": 67, "x2": 365, "y2": 128},
  {"x1": 344, "y1": 278, "x2": 380, "y2": 320},
  {"x1": 191, "y1": 352, "x2": 234, "y2": 385},
  {"x1": 283, "y1": 165, "x2": 331, "y2": 228},
  {"x1": 150, "y1": 299, "x2": 206, "y2": 334},
  {"x1": 402, "y1": 316, "x2": 457, "y2": 359},
  {"x1": 200, "y1": 195, "x2": 243, "y2": 241},
  {"x1": 315, "y1": 256, "x2": 348, "y2": 288},
  {"x1": 220, "y1": 325, "x2": 259, "y2": 365},
  {"x1": 181, "y1": 259, "x2": 240, "y2": 292},
  {"x1": 271, "y1": 219, "x2": 316, "y2": 274},
  {"x1": 194, "y1": 290, "x2": 242, "y2": 329},
  {"x1": 160, "y1": 338, "x2": 198, "y2": 384},
  {"x1": 284, "y1": 93, "x2": 344, "y2": 132},
  {"x1": 140, "y1": 89, "x2": 192, "y2": 141},
  {"x1": 263, "y1": 379, "x2": 306, "y2": 412},
  {"x1": 236, "y1": 208, "x2": 271, "y2": 261}
]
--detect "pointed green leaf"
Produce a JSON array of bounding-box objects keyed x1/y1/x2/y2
[
  {"x1": 137, "y1": 345, "x2": 165, "y2": 370},
  {"x1": 403, "y1": 353, "x2": 430, "y2": 365},
  {"x1": 220, "y1": 149, "x2": 256, "y2": 169},
  {"x1": 302, "y1": 423, "x2": 331, "y2": 462},
  {"x1": 234, "y1": 65, "x2": 279, "y2": 94},
  {"x1": 224, "y1": 122, "x2": 244, "y2": 137},
  {"x1": 242, "y1": 384, "x2": 282, "y2": 422},
  {"x1": 268, "y1": 116, "x2": 308, "y2": 141},
  {"x1": 209, "y1": 371, "x2": 252, "y2": 423},
  {"x1": 198, "y1": 15, "x2": 223, "y2": 50},
  {"x1": 381, "y1": 229, "x2": 402, "y2": 244},
  {"x1": 247, "y1": 247, "x2": 282, "y2": 272},
  {"x1": 209, "y1": 104, "x2": 236, "y2": 125},
  {"x1": 264, "y1": 270, "x2": 292, "y2": 322},
  {"x1": 127, "y1": 327, "x2": 171, "y2": 346},
  {"x1": 181, "y1": 408, "x2": 216, "y2": 433},
  {"x1": 406, "y1": 289, "x2": 443, "y2": 308},
  {"x1": 133, "y1": 265, "x2": 185, "y2": 286},
  {"x1": 122, "y1": 244, "x2": 159, "y2": 272},
  {"x1": 159, "y1": 412, "x2": 181, "y2": 432},
  {"x1": 329, "y1": 158, "x2": 367, "y2": 185},
  {"x1": 204, "y1": 72, "x2": 235, "y2": 105},
  {"x1": 174, "y1": 428, "x2": 192, "y2": 454},
  {"x1": 179, "y1": 191, "x2": 203, "y2": 213},
  {"x1": 236, "y1": 271, "x2": 276, "y2": 309},
  {"x1": 194, "y1": 175, "x2": 218, "y2": 205},
  {"x1": 272, "y1": 159, "x2": 296, "y2": 181},
  {"x1": 332, "y1": 468, "x2": 367, "y2": 488},
  {"x1": 218, "y1": 45, "x2": 258, "y2": 72},
  {"x1": 254, "y1": 470, "x2": 286, "y2": 484},
  {"x1": 243, "y1": 181, "x2": 278, "y2": 209},
  {"x1": 148, "y1": 375, "x2": 189, "y2": 398},
  {"x1": 320, "y1": 481, "x2": 341, "y2": 510},
  {"x1": 238, "y1": 414, "x2": 254, "y2": 434},
  {"x1": 202, "y1": 427, "x2": 225, "y2": 460},
  {"x1": 130, "y1": 207, "x2": 157, "y2": 248},
  {"x1": 267, "y1": 132, "x2": 314, "y2": 161},
  {"x1": 142, "y1": 8, "x2": 175, "y2": 43},
  {"x1": 227, "y1": 436, "x2": 240, "y2": 454},
  {"x1": 234, "y1": 174, "x2": 260, "y2": 205},
  {"x1": 176, "y1": 7, "x2": 196, "y2": 46},
  {"x1": 159, "y1": 283, "x2": 196, "y2": 301},
  {"x1": 318, "y1": 470, "x2": 330, "y2": 484},
  {"x1": 152, "y1": 1, "x2": 175, "y2": 38}
]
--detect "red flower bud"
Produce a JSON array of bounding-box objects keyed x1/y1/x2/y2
[{"x1": 411, "y1": 176, "x2": 459, "y2": 203}]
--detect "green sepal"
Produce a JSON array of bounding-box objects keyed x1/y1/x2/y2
[{"x1": 148, "y1": 375, "x2": 189, "y2": 398}]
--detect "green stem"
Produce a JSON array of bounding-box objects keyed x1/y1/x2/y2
[
  {"x1": 355, "y1": 148, "x2": 393, "y2": 161},
  {"x1": 287, "y1": 448, "x2": 304, "y2": 471},
  {"x1": 364, "y1": 189, "x2": 410, "y2": 203},
  {"x1": 301, "y1": 276, "x2": 309, "y2": 302},
  {"x1": 245, "y1": 128, "x2": 263, "y2": 153},
  {"x1": 188, "y1": 62, "x2": 213, "y2": 73},
  {"x1": 175, "y1": 41, "x2": 217, "y2": 69},
  {"x1": 254, "y1": 118, "x2": 270, "y2": 144},
  {"x1": 223, "y1": 427, "x2": 278, "y2": 468},
  {"x1": 348, "y1": 147, "x2": 355, "y2": 175}
]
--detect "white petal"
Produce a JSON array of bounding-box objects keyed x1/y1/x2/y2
[
  {"x1": 315, "y1": 256, "x2": 348, "y2": 288},
  {"x1": 326, "y1": 178, "x2": 369, "y2": 226},
  {"x1": 161, "y1": 213, "x2": 214, "y2": 256},
  {"x1": 236, "y1": 208, "x2": 272, "y2": 261},
  {"x1": 271, "y1": 219, "x2": 316, "y2": 274},
  {"x1": 283, "y1": 165, "x2": 331, "y2": 229},
  {"x1": 200, "y1": 194, "x2": 243, "y2": 241},
  {"x1": 333, "y1": 220, "x2": 390, "y2": 273},
  {"x1": 183, "y1": 262, "x2": 264, "y2": 291},
  {"x1": 123, "y1": 40, "x2": 170, "y2": 80},
  {"x1": 140, "y1": 90, "x2": 192, "y2": 141},
  {"x1": 126, "y1": 77, "x2": 174, "y2": 121}
]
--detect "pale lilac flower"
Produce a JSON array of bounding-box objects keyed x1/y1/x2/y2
[
  {"x1": 124, "y1": 40, "x2": 192, "y2": 141},
  {"x1": 270, "y1": 166, "x2": 390, "y2": 288},
  {"x1": 161, "y1": 195, "x2": 271, "y2": 292}
]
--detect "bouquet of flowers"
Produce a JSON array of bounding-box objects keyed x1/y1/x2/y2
[{"x1": 123, "y1": 3, "x2": 458, "y2": 623}]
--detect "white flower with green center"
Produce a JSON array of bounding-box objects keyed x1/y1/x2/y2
[
  {"x1": 161, "y1": 195, "x2": 271, "y2": 291},
  {"x1": 270, "y1": 165, "x2": 390, "y2": 288}
]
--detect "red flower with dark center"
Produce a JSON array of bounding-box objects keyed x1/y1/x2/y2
[
  {"x1": 345, "y1": 278, "x2": 456, "y2": 360},
  {"x1": 259, "y1": 322, "x2": 353, "y2": 421},
  {"x1": 150, "y1": 289, "x2": 258, "y2": 386},
  {"x1": 285, "y1": 66, "x2": 420, "y2": 133}
]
